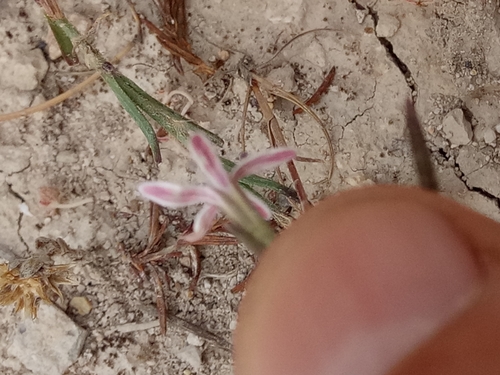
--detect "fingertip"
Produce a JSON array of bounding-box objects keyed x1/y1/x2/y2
[{"x1": 235, "y1": 186, "x2": 485, "y2": 375}]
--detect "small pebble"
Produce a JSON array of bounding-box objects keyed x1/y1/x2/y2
[
  {"x1": 70, "y1": 296, "x2": 93, "y2": 316},
  {"x1": 441, "y1": 108, "x2": 473, "y2": 147},
  {"x1": 187, "y1": 333, "x2": 204, "y2": 346},
  {"x1": 483, "y1": 128, "x2": 496, "y2": 145},
  {"x1": 375, "y1": 14, "x2": 400, "y2": 38}
]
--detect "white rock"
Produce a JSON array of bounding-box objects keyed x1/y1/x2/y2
[
  {"x1": 483, "y1": 127, "x2": 497, "y2": 145},
  {"x1": 266, "y1": 65, "x2": 297, "y2": 92},
  {"x1": 229, "y1": 319, "x2": 238, "y2": 330},
  {"x1": 186, "y1": 332, "x2": 204, "y2": 346},
  {"x1": 7, "y1": 302, "x2": 87, "y2": 375},
  {"x1": 441, "y1": 108, "x2": 473, "y2": 147},
  {"x1": 494, "y1": 124, "x2": 500, "y2": 134},
  {"x1": 376, "y1": 14, "x2": 401, "y2": 38},
  {"x1": 0, "y1": 49, "x2": 48, "y2": 91},
  {"x1": 356, "y1": 9, "x2": 368, "y2": 24},
  {"x1": 176, "y1": 345, "x2": 202, "y2": 370}
]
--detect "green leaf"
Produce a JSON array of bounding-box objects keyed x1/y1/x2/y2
[
  {"x1": 46, "y1": 17, "x2": 79, "y2": 65},
  {"x1": 114, "y1": 72, "x2": 224, "y2": 147},
  {"x1": 100, "y1": 63, "x2": 161, "y2": 163}
]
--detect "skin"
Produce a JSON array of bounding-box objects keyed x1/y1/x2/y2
[{"x1": 234, "y1": 185, "x2": 500, "y2": 375}]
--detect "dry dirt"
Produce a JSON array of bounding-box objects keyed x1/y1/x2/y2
[{"x1": 2, "y1": 0, "x2": 500, "y2": 374}]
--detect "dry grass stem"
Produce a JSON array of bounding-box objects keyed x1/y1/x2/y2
[
  {"x1": 251, "y1": 82, "x2": 312, "y2": 211},
  {"x1": 252, "y1": 73, "x2": 335, "y2": 182},
  {"x1": 139, "y1": 0, "x2": 215, "y2": 77}
]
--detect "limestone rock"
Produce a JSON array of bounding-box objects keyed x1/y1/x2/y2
[
  {"x1": 7, "y1": 302, "x2": 87, "y2": 375},
  {"x1": 186, "y1": 332, "x2": 204, "y2": 347},
  {"x1": 442, "y1": 108, "x2": 473, "y2": 147},
  {"x1": 266, "y1": 65, "x2": 297, "y2": 92},
  {"x1": 376, "y1": 14, "x2": 401, "y2": 38},
  {"x1": 483, "y1": 127, "x2": 496, "y2": 145},
  {"x1": 0, "y1": 49, "x2": 48, "y2": 91}
]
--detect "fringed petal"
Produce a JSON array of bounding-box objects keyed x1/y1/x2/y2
[
  {"x1": 138, "y1": 181, "x2": 223, "y2": 208},
  {"x1": 189, "y1": 134, "x2": 231, "y2": 190},
  {"x1": 232, "y1": 148, "x2": 296, "y2": 181},
  {"x1": 181, "y1": 205, "x2": 219, "y2": 243}
]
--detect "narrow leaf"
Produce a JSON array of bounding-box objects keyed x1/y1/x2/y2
[
  {"x1": 100, "y1": 66, "x2": 161, "y2": 163},
  {"x1": 114, "y1": 72, "x2": 223, "y2": 146},
  {"x1": 46, "y1": 17, "x2": 79, "y2": 65}
]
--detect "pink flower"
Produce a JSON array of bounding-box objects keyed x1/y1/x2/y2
[{"x1": 138, "y1": 134, "x2": 296, "y2": 253}]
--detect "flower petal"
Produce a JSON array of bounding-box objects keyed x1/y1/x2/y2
[
  {"x1": 188, "y1": 134, "x2": 231, "y2": 190},
  {"x1": 181, "y1": 204, "x2": 219, "y2": 242},
  {"x1": 138, "y1": 181, "x2": 222, "y2": 208},
  {"x1": 232, "y1": 148, "x2": 296, "y2": 181},
  {"x1": 244, "y1": 191, "x2": 273, "y2": 220}
]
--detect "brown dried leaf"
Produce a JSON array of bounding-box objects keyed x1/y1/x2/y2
[
  {"x1": 139, "y1": 0, "x2": 215, "y2": 78},
  {"x1": 34, "y1": 0, "x2": 65, "y2": 20}
]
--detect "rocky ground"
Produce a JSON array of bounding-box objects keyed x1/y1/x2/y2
[{"x1": 2, "y1": 0, "x2": 500, "y2": 374}]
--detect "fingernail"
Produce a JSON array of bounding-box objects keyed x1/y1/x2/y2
[{"x1": 236, "y1": 201, "x2": 480, "y2": 375}]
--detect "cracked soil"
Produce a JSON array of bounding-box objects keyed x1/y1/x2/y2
[{"x1": 2, "y1": 0, "x2": 500, "y2": 374}]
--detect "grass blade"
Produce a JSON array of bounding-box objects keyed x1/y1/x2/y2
[
  {"x1": 46, "y1": 17, "x2": 79, "y2": 65},
  {"x1": 100, "y1": 63, "x2": 161, "y2": 163},
  {"x1": 113, "y1": 72, "x2": 223, "y2": 147}
]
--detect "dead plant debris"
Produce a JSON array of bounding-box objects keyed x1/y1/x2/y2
[{"x1": 0, "y1": 250, "x2": 75, "y2": 319}]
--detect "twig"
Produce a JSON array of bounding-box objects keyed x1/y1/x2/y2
[
  {"x1": 148, "y1": 265, "x2": 168, "y2": 335},
  {"x1": 251, "y1": 73, "x2": 335, "y2": 182},
  {"x1": 238, "y1": 86, "x2": 252, "y2": 152},
  {"x1": 251, "y1": 82, "x2": 311, "y2": 211},
  {"x1": 257, "y1": 28, "x2": 341, "y2": 70},
  {"x1": 46, "y1": 197, "x2": 94, "y2": 210},
  {"x1": 293, "y1": 66, "x2": 336, "y2": 115},
  {"x1": 140, "y1": 13, "x2": 214, "y2": 77}
]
